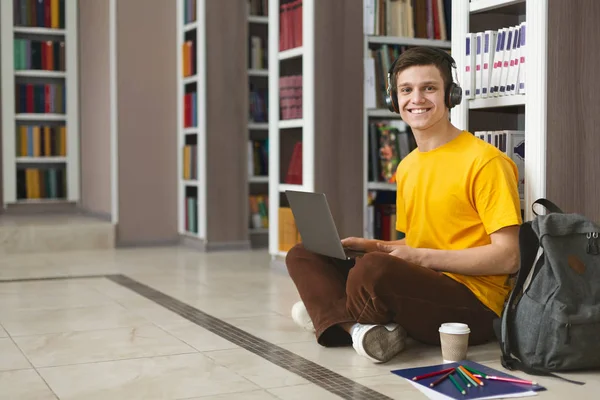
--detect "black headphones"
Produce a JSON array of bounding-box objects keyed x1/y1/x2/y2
[{"x1": 385, "y1": 48, "x2": 463, "y2": 113}]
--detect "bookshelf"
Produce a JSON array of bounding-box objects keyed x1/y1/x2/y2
[
  {"x1": 176, "y1": 0, "x2": 250, "y2": 250},
  {"x1": 451, "y1": 0, "x2": 539, "y2": 221},
  {"x1": 362, "y1": 0, "x2": 452, "y2": 240},
  {"x1": 247, "y1": 0, "x2": 269, "y2": 248},
  {"x1": 0, "y1": 0, "x2": 79, "y2": 206},
  {"x1": 268, "y1": 0, "x2": 364, "y2": 258}
]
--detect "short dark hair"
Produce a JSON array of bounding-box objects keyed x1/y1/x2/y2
[{"x1": 391, "y1": 47, "x2": 453, "y2": 91}]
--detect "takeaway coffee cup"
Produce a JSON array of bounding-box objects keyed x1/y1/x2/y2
[{"x1": 439, "y1": 323, "x2": 470, "y2": 363}]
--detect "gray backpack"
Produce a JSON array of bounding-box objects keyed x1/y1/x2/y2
[{"x1": 498, "y1": 198, "x2": 600, "y2": 385}]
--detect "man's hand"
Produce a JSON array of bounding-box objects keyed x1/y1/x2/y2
[
  {"x1": 376, "y1": 242, "x2": 421, "y2": 265},
  {"x1": 340, "y1": 237, "x2": 381, "y2": 253}
]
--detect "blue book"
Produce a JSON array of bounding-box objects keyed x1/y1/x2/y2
[{"x1": 391, "y1": 360, "x2": 546, "y2": 400}]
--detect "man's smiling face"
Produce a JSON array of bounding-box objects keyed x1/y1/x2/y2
[{"x1": 395, "y1": 64, "x2": 448, "y2": 133}]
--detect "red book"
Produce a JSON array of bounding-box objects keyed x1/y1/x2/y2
[
  {"x1": 45, "y1": 0, "x2": 51, "y2": 27},
  {"x1": 45, "y1": 84, "x2": 51, "y2": 113},
  {"x1": 26, "y1": 84, "x2": 34, "y2": 113},
  {"x1": 184, "y1": 94, "x2": 191, "y2": 127}
]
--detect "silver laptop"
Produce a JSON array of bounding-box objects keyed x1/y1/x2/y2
[{"x1": 285, "y1": 190, "x2": 366, "y2": 260}]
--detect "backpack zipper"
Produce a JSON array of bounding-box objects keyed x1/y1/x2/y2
[{"x1": 586, "y1": 232, "x2": 599, "y2": 255}]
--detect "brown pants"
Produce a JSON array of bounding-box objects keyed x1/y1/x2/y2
[{"x1": 285, "y1": 244, "x2": 498, "y2": 347}]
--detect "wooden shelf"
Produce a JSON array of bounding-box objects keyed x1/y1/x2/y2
[
  {"x1": 248, "y1": 68, "x2": 269, "y2": 77},
  {"x1": 278, "y1": 46, "x2": 303, "y2": 60},
  {"x1": 469, "y1": 0, "x2": 526, "y2": 14},
  {"x1": 15, "y1": 114, "x2": 67, "y2": 121},
  {"x1": 367, "y1": 182, "x2": 396, "y2": 191},
  {"x1": 183, "y1": 75, "x2": 197, "y2": 85},
  {"x1": 468, "y1": 95, "x2": 526, "y2": 109},
  {"x1": 278, "y1": 184, "x2": 305, "y2": 193},
  {"x1": 16, "y1": 157, "x2": 67, "y2": 163},
  {"x1": 13, "y1": 26, "x2": 65, "y2": 36},
  {"x1": 367, "y1": 35, "x2": 451, "y2": 49},
  {"x1": 249, "y1": 176, "x2": 269, "y2": 184},
  {"x1": 248, "y1": 122, "x2": 269, "y2": 130},
  {"x1": 367, "y1": 108, "x2": 402, "y2": 118},
  {"x1": 248, "y1": 15, "x2": 269, "y2": 24},
  {"x1": 184, "y1": 22, "x2": 197, "y2": 32},
  {"x1": 278, "y1": 119, "x2": 303, "y2": 129},
  {"x1": 14, "y1": 70, "x2": 66, "y2": 78}
]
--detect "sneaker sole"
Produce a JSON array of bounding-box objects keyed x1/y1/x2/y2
[{"x1": 362, "y1": 325, "x2": 406, "y2": 363}]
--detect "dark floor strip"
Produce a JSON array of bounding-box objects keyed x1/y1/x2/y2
[
  {"x1": 106, "y1": 274, "x2": 394, "y2": 400},
  {"x1": 0, "y1": 274, "x2": 107, "y2": 283}
]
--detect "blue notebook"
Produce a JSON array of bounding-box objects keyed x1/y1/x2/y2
[{"x1": 391, "y1": 360, "x2": 546, "y2": 400}]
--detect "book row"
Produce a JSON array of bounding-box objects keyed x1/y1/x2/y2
[
  {"x1": 365, "y1": 190, "x2": 398, "y2": 241},
  {"x1": 13, "y1": 0, "x2": 65, "y2": 29},
  {"x1": 364, "y1": 0, "x2": 451, "y2": 41},
  {"x1": 249, "y1": 87, "x2": 267, "y2": 123},
  {"x1": 475, "y1": 130, "x2": 525, "y2": 198},
  {"x1": 182, "y1": 40, "x2": 197, "y2": 78},
  {"x1": 367, "y1": 120, "x2": 416, "y2": 184},
  {"x1": 249, "y1": 195, "x2": 269, "y2": 230},
  {"x1": 279, "y1": 75, "x2": 302, "y2": 120},
  {"x1": 248, "y1": 0, "x2": 269, "y2": 17},
  {"x1": 279, "y1": 0, "x2": 302, "y2": 51},
  {"x1": 278, "y1": 207, "x2": 301, "y2": 252},
  {"x1": 183, "y1": 91, "x2": 198, "y2": 128},
  {"x1": 248, "y1": 139, "x2": 268, "y2": 178},
  {"x1": 184, "y1": 196, "x2": 198, "y2": 234},
  {"x1": 464, "y1": 22, "x2": 527, "y2": 99},
  {"x1": 16, "y1": 166, "x2": 66, "y2": 200},
  {"x1": 16, "y1": 124, "x2": 67, "y2": 157},
  {"x1": 284, "y1": 141, "x2": 302, "y2": 185},
  {"x1": 364, "y1": 44, "x2": 413, "y2": 110},
  {"x1": 13, "y1": 39, "x2": 66, "y2": 72},
  {"x1": 182, "y1": 144, "x2": 197, "y2": 181},
  {"x1": 15, "y1": 82, "x2": 66, "y2": 114},
  {"x1": 183, "y1": 0, "x2": 197, "y2": 25},
  {"x1": 249, "y1": 36, "x2": 267, "y2": 70}
]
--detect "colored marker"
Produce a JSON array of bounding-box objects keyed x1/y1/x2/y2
[
  {"x1": 473, "y1": 374, "x2": 537, "y2": 385},
  {"x1": 412, "y1": 367, "x2": 455, "y2": 381},
  {"x1": 429, "y1": 369, "x2": 455, "y2": 388},
  {"x1": 448, "y1": 373, "x2": 466, "y2": 395},
  {"x1": 460, "y1": 365, "x2": 484, "y2": 386},
  {"x1": 455, "y1": 366, "x2": 472, "y2": 387},
  {"x1": 463, "y1": 365, "x2": 489, "y2": 378}
]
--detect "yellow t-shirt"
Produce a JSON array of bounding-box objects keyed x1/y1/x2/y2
[{"x1": 395, "y1": 130, "x2": 522, "y2": 317}]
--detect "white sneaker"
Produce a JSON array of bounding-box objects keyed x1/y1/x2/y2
[
  {"x1": 351, "y1": 323, "x2": 407, "y2": 363},
  {"x1": 291, "y1": 301, "x2": 315, "y2": 332}
]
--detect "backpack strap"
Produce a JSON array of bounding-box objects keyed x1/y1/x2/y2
[
  {"x1": 532, "y1": 198, "x2": 564, "y2": 216},
  {"x1": 499, "y1": 221, "x2": 585, "y2": 385}
]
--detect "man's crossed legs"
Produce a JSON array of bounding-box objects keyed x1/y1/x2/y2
[{"x1": 285, "y1": 244, "x2": 497, "y2": 363}]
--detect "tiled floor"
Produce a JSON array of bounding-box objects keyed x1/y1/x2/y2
[{"x1": 0, "y1": 246, "x2": 598, "y2": 399}]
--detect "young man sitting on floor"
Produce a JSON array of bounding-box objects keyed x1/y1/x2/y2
[{"x1": 285, "y1": 46, "x2": 522, "y2": 363}]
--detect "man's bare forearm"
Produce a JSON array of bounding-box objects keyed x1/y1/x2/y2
[{"x1": 415, "y1": 244, "x2": 519, "y2": 276}]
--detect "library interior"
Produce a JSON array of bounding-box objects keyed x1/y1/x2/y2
[{"x1": 0, "y1": 0, "x2": 599, "y2": 399}]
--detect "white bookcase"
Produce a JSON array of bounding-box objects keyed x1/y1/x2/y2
[
  {"x1": 451, "y1": 0, "x2": 545, "y2": 221},
  {"x1": 0, "y1": 0, "x2": 79, "y2": 206},
  {"x1": 268, "y1": 0, "x2": 314, "y2": 257},
  {"x1": 362, "y1": 35, "x2": 451, "y2": 239},
  {"x1": 247, "y1": 4, "x2": 269, "y2": 247},
  {"x1": 176, "y1": 0, "x2": 206, "y2": 239}
]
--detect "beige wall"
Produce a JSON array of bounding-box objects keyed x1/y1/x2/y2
[
  {"x1": 78, "y1": 0, "x2": 112, "y2": 218},
  {"x1": 115, "y1": 0, "x2": 178, "y2": 244}
]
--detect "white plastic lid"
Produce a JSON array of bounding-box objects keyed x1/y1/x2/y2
[{"x1": 439, "y1": 322, "x2": 471, "y2": 334}]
